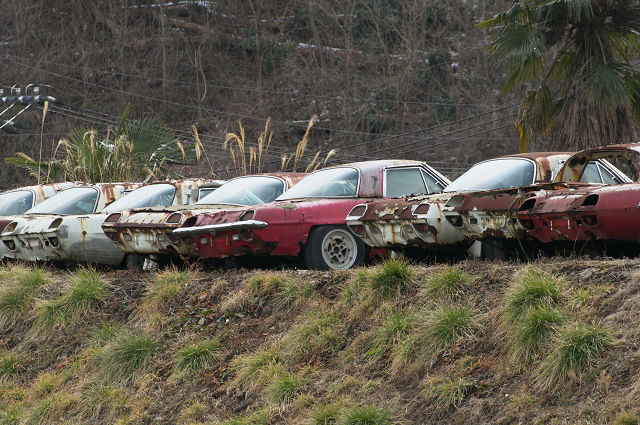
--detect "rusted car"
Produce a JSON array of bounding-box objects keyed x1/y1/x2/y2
[
  {"x1": 101, "y1": 173, "x2": 305, "y2": 263},
  {"x1": 0, "y1": 180, "x2": 223, "y2": 265},
  {"x1": 345, "y1": 153, "x2": 629, "y2": 257},
  {"x1": 517, "y1": 144, "x2": 640, "y2": 253},
  {"x1": 0, "y1": 182, "x2": 76, "y2": 231},
  {"x1": 171, "y1": 160, "x2": 451, "y2": 270}
]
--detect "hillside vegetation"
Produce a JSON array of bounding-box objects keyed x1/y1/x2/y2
[{"x1": 1, "y1": 258, "x2": 639, "y2": 424}]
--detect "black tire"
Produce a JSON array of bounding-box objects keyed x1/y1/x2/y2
[
  {"x1": 125, "y1": 254, "x2": 144, "y2": 271},
  {"x1": 304, "y1": 225, "x2": 366, "y2": 270}
]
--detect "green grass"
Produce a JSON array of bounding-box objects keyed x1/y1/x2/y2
[
  {"x1": 504, "y1": 266, "x2": 564, "y2": 324},
  {"x1": 174, "y1": 337, "x2": 223, "y2": 373},
  {"x1": 310, "y1": 403, "x2": 340, "y2": 425},
  {"x1": 215, "y1": 411, "x2": 270, "y2": 425},
  {"x1": 424, "y1": 266, "x2": 473, "y2": 298},
  {"x1": 0, "y1": 406, "x2": 20, "y2": 425},
  {"x1": 283, "y1": 310, "x2": 345, "y2": 362},
  {"x1": 279, "y1": 278, "x2": 315, "y2": 307},
  {"x1": 268, "y1": 372, "x2": 308, "y2": 403},
  {"x1": 538, "y1": 322, "x2": 614, "y2": 390},
  {"x1": 24, "y1": 392, "x2": 77, "y2": 425},
  {"x1": 0, "y1": 352, "x2": 20, "y2": 382},
  {"x1": 142, "y1": 266, "x2": 197, "y2": 312},
  {"x1": 81, "y1": 383, "x2": 128, "y2": 420},
  {"x1": 33, "y1": 267, "x2": 110, "y2": 330},
  {"x1": 368, "y1": 257, "x2": 413, "y2": 297},
  {"x1": 615, "y1": 413, "x2": 639, "y2": 425},
  {"x1": 510, "y1": 305, "x2": 565, "y2": 362},
  {"x1": 0, "y1": 264, "x2": 48, "y2": 327},
  {"x1": 96, "y1": 330, "x2": 159, "y2": 383},
  {"x1": 364, "y1": 309, "x2": 415, "y2": 362},
  {"x1": 422, "y1": 375, "x2": 474, "y2": 411},
  {"x1": 229, "y1": 349, "x2": 283, "y2": 395},
  {"x1": 421, "y1": 305, "x2": 477, "y2": 351},
  {"x1": 341, "y1": 405, "x2": 395, "y2": 425}
]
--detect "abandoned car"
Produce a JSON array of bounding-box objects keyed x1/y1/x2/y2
[
  {"x1": 101, "y1": 173, "x2": 305, "y2": 264},
  {"x1": 170, "y1": 160, "x2": 451, "y2": 270},
  {"x1": 0, "y1": 182, "x2": 77, "y2": 231}
]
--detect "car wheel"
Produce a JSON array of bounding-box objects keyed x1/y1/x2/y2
[{"x1": 305, "y1": 225, "x2": 365, "y2": 270}]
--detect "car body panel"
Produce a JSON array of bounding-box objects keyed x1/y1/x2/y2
[
  {"x1": 101, "y1": 173, "x2": 306, "y2": 257},
  {"x1": 170, "y1": 161, "x2": 451, "y2": 263}
]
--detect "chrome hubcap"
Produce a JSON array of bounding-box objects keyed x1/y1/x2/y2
[{"x1": 321, "y1": 228, "x2": 358, "y2": 270}]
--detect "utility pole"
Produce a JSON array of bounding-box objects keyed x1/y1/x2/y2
[{"x1": 0, "y1": 84, "x2": 58, "y2": 131}]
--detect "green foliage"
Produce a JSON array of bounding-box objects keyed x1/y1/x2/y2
[
  {"x1": 283, "y1": 310, "x2": 345, "y2": 362},
  {"x1": 34, "y1": 267, "x2": 110, "y2": 330},
  {"x1": 0, "y1": 352, "x2": 19, "y2": 382},
  {"x1": 310, "y1": 403, "x2": 340, "y2": 425},
  {"x1": 615, "y1": 413, "x2": 639, "y2": 425},
  {"x1": 368, "y1": 257, "x2": 413, "y2": 297},
  {"x1": 268, "y1": 373, "x2": 308, "y2": 404},
  {"x1": 215, "y1": 411, "x2": 270, "y2": 425},
  {"x1": 6, "y1": 104, "x2": 202, "y2": 183},
  {"x1": 424, "y1": 267, "x2": 473, "y2": 299},
  {"x1": 341, "y1": 405, "x2": 396, "y2": 425},
  {"x1": 142, "y1": 266, "x2": 197, "y2": 312},
  {"x1": 503, "y1": 266, "x2": 564, "y2": 325},
  {"x1": 24, "y1": 392, "x2": 77, "y2": 425},
  {"x1": 96, "y1": 330, "x2": 159, "y2": 383},
  {"x1": 478, "y1": 0, "x2": 640, "y2": 150},
  {"x1": 279, "y1": 278, "x2": 315, "y2": 307},
  {"x1": 0, "y1": 406, "x2": 20, "y2": 425},
  {"x1": 510, "y1": 305, "x2": 565, "y2": 362},
  {"x1": 364, "y1": 308, "x2": 415, "y2": 362},
  {"x1": 174, "y1": 337, "x2": 223, "y2": 373},
  {"x1": 0, "y1": 264, "x2": 48, "y2": 327},
  {"x1": 538, "y1": 322, "x2": 614, "y2": 389},
  {"x1": 421, "y1": 305, "x2": 477, "y2": 351},
  {"x1": 422, "y1": 375, "x2": 474, "y2": 411},
  {"x1": 229, "y1": 349, "x2": 283, "y2": 394}
]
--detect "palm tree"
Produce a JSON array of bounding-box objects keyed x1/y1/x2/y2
[
  {"x1": 478, "y1": 0, "x2": 640, "y2": 151},
  {"x1": 6, "y1": 104, "x2": 202, "y2": 183}
]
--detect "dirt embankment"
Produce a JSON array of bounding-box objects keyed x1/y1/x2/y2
[{"x1": 0, "y1": 258, "x2": 639, "y2": 424}]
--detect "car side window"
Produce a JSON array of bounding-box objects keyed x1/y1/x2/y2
[
  {"x1": 421, "y1": 169, "x2": 446, "y2": 194},
  {"x1": 386, "y1": 168, "x2": 428, "y2": 197},
  {"x1": 597, "y1": 164, "x2": 623, "y2": 184},
  {"x1": 580, "y1": 162, "x2": 603, "y2": 183}
]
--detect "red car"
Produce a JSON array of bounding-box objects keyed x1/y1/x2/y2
[
  {"x1": 172, "y1": 160, "x2": 451, "y2": 270},
  {"x1": 517, "y1": 144, "x2": 640, "y2": 253}
]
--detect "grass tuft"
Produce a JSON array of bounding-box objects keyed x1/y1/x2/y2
[
  {"x1": 422, "y1": 375, "x2": 474, "y2": 411},
  {"x1": 0, "y1": 264, "x2": 48, "y2": 327},
  {"x1": 216, "y1": 411, "x2": 270, "y2": 425},
  {"x1": 510, "y1": 305, "x2": 565, "y2": 362},
  {"x1": 504, "y1": 266, "x2": 564, "y2": 324},
  {"x1": 96, "y1": 330, "x2": 159, "y2": 383},
  {"x1": 341, "y1": 405, "x2": 395, "y2": 425},
  {"x1": 368, "y1": 257, "x2": 413, "y2": 297},
  {"x1": 142, "y1": 266, "x2": 197, "y2": 312},
  {"x1": 364, "y1": 308, "x2": 415, "y2": 362},
  {"x1": 615, "y1": 413, "x2": 639, "y2": 425},
  {"x1": 268, "y1": 372, "x2": 308, "y2": 404},
  {"x1": 537, "y1": 322, "x2": 614, "y2": 390},
  {"x1": 421, "y1": 305, "x2": 477, "y2": 352},
  {"x1": 424, "y1": 266, "x2": 473, "y2": 299},
  {"x1": 33, "y1": 267, "x2": 110, "y2": 330},
  {"x1": 229, "y1": 349, "x2": 283, "y2": 395},
  {"x1": 283, "y1": 310, "x2": 345, "y2": 362},
  {"x1": 310, "y1": 403, "x2": 340, "y2": 425},
  {"x1": 0, "y1": 352, "x2": 20, "y2": 382},
  {"x1": 174, "y1": 337, "x2": 223, "y2": 373}
]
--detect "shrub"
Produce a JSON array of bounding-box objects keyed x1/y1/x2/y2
[
  {"x1": 341, "y1": 405, "x2": 395, "y2": 425},
  {"x1": 268, "y1": 373, "x2": 308, "y2": 404},
  {"x1": 174, "y1": 337, "x2": 223, "y2": 373},
  {"x1": 34, "y1": 267, "x2": 110, "y2": 330},
  {"x1": 96, "y1": 330, "x2": 159, "y2": 383},
  {"x1": 504, "y1": 266, "x2": 564, "y2": 324},
  {"x1": 537, "y1": 322, "x2": 614, "y2": 390},
  {"x1": 364, "y1": 309, "x2": 415, "y2": 362},
  {"x1": 368, "y1": 257, "x2": 413, "y2": 297},
  {"x1": 424, "y1": 267, "x2": 473, "y2": 298},
  {"x1": 422, "y1": 376, "x2": 474, "y2": 411},
  {"x1": 142, "y1": 266, "x2": 197, "y2": 312},
  {"x1": 510, "y1": 305, "x2": 565, "y2": 362}
]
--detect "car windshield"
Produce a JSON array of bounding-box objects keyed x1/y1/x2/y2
[
  {"x1": 197, "y1": 176, "x2": 285, "y2": 206},
  {"x1": 103, "y1": 184, "x2": 176, "y2": 213},
  {"x1": 277, "y1": 167, "x2": 359, "y2": 200},
  {"x1": 0, "y1": 190, "x2": 34, "y2": 216},
  {"x1": 26, "y1": 187, "x2": 99, "y2": 215},
  {"x1": 444, "y1": 159, "x2": 535, "y2": 193}
]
